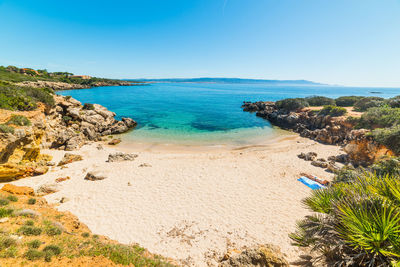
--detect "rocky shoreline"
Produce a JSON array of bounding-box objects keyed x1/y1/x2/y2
[
  {"x1": 16, "y1": 80, "x2": 135, "y2": 91},
  {"x1": 0, "y1": 95, "x2": 137, "y2": 181},
  {"x1": 242, "y1": 101, "x2": 394, "y2": 166}
]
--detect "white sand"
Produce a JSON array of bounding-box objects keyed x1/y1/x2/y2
[{"x1": 10, "y1": 135, "x2": 342, "y2": 266}]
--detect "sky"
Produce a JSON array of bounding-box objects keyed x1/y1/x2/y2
[{"x1": 0, "y1": 0, "x2": 400, "y2": 87}]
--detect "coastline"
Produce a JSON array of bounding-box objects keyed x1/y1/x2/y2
[{"x1": 9, "y1": 134, "x2": 343, "y2": 266}]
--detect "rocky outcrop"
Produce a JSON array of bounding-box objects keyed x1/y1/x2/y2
[
  {"x1": 242, "y1": 101, "x2": 394, "y2": 165},
  {"x1": 107, "y1": 152, "x2": 138, "y2": 162},
  {"x1": 1, "y1": 184, "x2": 35, "y2": 195},
  {"x1": 219, "y1": 244, "x2": 289, "y2": 267},
  {"x1": 43, "y1": 95, "x2": 137, "y2": 150},
  {"x1": 57, "y1": 153, "x2": 83, "y2": 166},
  {"x1": 84, "y1": 171, "x2": 107, "y2": 181},
  {"x1": 16, "y1": 80, "x2": 133, "y2": 91}
]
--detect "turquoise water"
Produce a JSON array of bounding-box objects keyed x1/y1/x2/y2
[{"x1": 58, "y1": 83, "x2": 400, "y2": 145}]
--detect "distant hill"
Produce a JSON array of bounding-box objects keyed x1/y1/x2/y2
[{"x1": 133, "y1": 77, "x2": 322, "y2": 85}]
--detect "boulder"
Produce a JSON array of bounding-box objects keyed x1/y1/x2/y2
[
  {"x1": 57, "y1": 153, "x2": 83, "y2": 166},
  {"x1": 84, "y1": 171, "x2": 107, "y2": 181},
  {"x1": 108, "y1": 139, "x2": 121, "y2": 145},
  {"x1": 55, "y1": 176, "x2": 70, "y2": 183},
  {"x1": 311, "y1": 160, "x2": 329, "y2": 168},
  {"x1": 1, "y1": 184, "x2": 35, "y2": 196},
  {"x1": 305, "y1": 152, "x2": 317, "y2": 161},
  {"x1": 36, "y1": 183, "x2": 60, "y2": 195},
  {"x1": 107, "y1": 152, "x2": 138, "y2": 162},
  {"x1": 219, "y1": 244, "x2": 289, "y2": 267}
]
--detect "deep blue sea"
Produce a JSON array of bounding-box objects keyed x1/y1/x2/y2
[{"x1": 58, "y1": 83, "x2": 400, "y2": 145}]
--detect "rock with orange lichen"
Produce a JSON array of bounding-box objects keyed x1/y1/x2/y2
[{"x1": 1, "y1": 183, "x2": 35, "y2": 195}]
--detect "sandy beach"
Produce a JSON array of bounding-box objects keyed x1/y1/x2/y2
[{"x1": 9, "y1": 134, "x2": 342, "y2": 266}]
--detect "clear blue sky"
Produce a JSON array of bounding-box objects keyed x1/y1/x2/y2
[{"x1": 1, "y1": 0, "x2": 399, "y2": 87}]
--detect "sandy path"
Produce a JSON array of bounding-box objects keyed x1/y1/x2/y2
[{"x1": 9, "y1": 135, "x2": 342, "y2": 266}]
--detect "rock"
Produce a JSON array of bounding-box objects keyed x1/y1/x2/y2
[
  {"x1": 335, "y1": 154, "x2": 349, "y2": 163},
  {"x1": 219, "y1": 244, "x2": 289, "y2": 267},
  {"x1": 65, "y1": 135, "x2": 85, "y2": 151},
  {"x1": 311, "y1": 160, "x2": 329, "y2": 168},
  {"x1": 327, "y1": 162, "x2": 340, "y2": 173},
  {"x1": 84, "y1": 171, "x2": 107, "y2": 181},
  {"x1": 108, "y1": 139, "x2": 121, "y2": 145},
  {"x1": 55, "y1": 176, "x2": 70, "y2": 183},
  {"x1": 14, "y1": 209, "x2": 41, "y2": 217},
  {"x1": 96, "y1": 144, "x2": 104, "y2": 150},
  {"x1": 46, "y1": 161, "x2": 56, "y2": 166},
  {"x1": 58, "y1": 153, "x2": 83, "y2": 166},
  {"x1": 0, "y1": 218, "x2": 9, "y2": 223},
  {"x1": 1, "y1": 184, "x2": 35, "y2": 196},
  {"x1": 107, "y1": 152, "x2": 138, "y2": 162},
  {"x1": 297, "y1": 153, "x2": 306, "y2": 159},
  {"x1": 37, "y1": 183, "x2": 60, "y2": 195},
  {"x1": 60, "y1": 197, "x2": 69, "y2": 203},
  {"x1": 138, "y1": 163, "x2": 152, "y2": 167},
  {"x1": 305, "y1": 152, "x2": 317, "y2": 161}
]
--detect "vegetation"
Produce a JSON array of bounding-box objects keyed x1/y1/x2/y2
[
  {"x1": 6, "y1": 195, "x2": 18, "y2": 202},
  {"x1": 317, "y1": 105, "x2": 347, "y2": 117},
  {"x1": 372, "y1": 125, "x2": 400, "y2": 154},
  {"x1": 290, "y1": 169, "x2": 400, "y2": 266},
  {"x1": 0, "y1": 81, "x2": 54, "y2": 111},
  {"x1": 0, "y1": 198, "x2": 10, "y2": 206},
  {"x1": 83, "y1": 103, "x2": 95, "y2": 110},
  {"x1": 6, "y1": 115, "x2": 31, "y2": 126},
  {"x1": 0, "y1": 124, "x2": 15, "y2": 134},
  {"x1": 18, "y1": 226, "x2": 42, "y2": 236},
  {"x1": 335, "y1": 96, "x2": 364, "y2": 107},
  {"x1": 306, "y1": 96, "x2": 335, "y2": 106},
  {"x1": 357, "y1": 107, "x2": 400, "y2": 129},
  {"x1": 353, "y1": 96, "x2": 385, "y2": 112},
  {"x1": 27, "y1": 198, "x2": 36, "y2": 205},
  {"x1": 276, "y1": 98, "x2": 309, "y2": 111},
  {"x1": 27, "y1": 239, "x2": 42, "y2": 249}
]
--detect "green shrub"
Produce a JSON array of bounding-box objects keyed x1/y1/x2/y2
[
  {"x1": 18, "y1": 226, "x2": 42, "y2": 236},
  {"x1": 82, "y1": 232, "x2": 90, "y2": 238},
  {"x1": 0, "y1": 199, "x2": 9, "y2": 206},
  {"x1": 357, "y1": 107, "x2": 400, "y2": 129},
  {"x1": 0, "y1": 124, "x2": 15, "y2": 134},
  {"x1": 371, "y1": 157, "x2": 400, "y2": 177},
  {"x1": 353, "y1": 96, "x2": 384, "y2": 112},
  {"x1": 0, "y1": 246, "x2": 18, "y2": 258},
  {"x1": 275, "y1": 98, "x2": 309, "y2": 111},
  {"x1": 62, "y1": 116, "x2": 72, "y2": 123},
  {"x1": 25, "y1": 220, "x2": 34, "y2": 226},
  {"x1": 372, "y1": 125, "x2": 400, "y2": 154},
  {"x1": 0, "y1": 235, "x2": 16, "y2": 249},
  {"x1": 345, "y1": 116, "x2": 360, "y2": 126},
  {"x1": 335, "y1": 96, "x2": 364, "y2": 107},
  {"x1": 6, "y1": 115, "x2": 31, "y2": 126},
  {"x1": 6, "y1": 195, "x2": 17, "y2": 202},
  {"x1": 27, "y1": 198, "x2": 36, "y2": 205},
  {"x1": 305, "y1": 96, "x2": 335, "y2": 106},
  {"x1": 83, "y1": 103, "x2": 95, "y2": 110},
  {"x1": 318, "y1": 105, "x2": 347, "y2": 117},
  {"x1": 25, "y1": 249, "x2": 43, "y2": 260},
  {"x1": 333, "y1": 166, "x2": 360, "y2": 184},
  {"x1": 45, "y1": 226, "x2": 62, "y2": 236},
  {"x1": 27, "y1": 239, "x2": 42, "y2": 249},
  {"x1": 290, "y1": 173, "x2": 400, "y2": 266},
  {"x1": 43, "y1": 244, "x2": 61, "y2": 255},
  {"x1": 0, "y1": 207, "x2": 14, "y2": 218},
  {"x1": 386, "y1": 95, "x2": 400, "y2": 108}
]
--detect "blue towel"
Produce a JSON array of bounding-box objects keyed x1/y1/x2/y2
[{"x1": 297, "y1": 176, "x2": 326, "y2": 190}]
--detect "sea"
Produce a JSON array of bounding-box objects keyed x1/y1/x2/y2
[{"x1": 57, "y1": 82, "x2": 399, "y2": 146}]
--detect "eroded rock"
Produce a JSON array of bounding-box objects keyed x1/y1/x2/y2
[{"x1": 107, "y1": 152, "x2": 138, "y2": 162}]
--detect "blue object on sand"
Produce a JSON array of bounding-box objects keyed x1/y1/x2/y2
[{"x1": 297, "y1": 176, "x2": 326, "y2": 190}]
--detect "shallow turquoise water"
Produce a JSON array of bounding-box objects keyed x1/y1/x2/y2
[{"x1": 58, "y1": 83, "x2": 399, "y2": 145}]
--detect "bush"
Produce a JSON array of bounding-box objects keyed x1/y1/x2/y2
[
  {"x1": 0, "y1": 124, "x2": 15, "y2": 134},
  {"x1": 0, "y1": 235, "x2": 16, "y2": 249},
  {"x1": 82, "y1": 232, "x2": 90, "y2": 238},
  {"x1": 25, "y1": 249, "x2": 43, "y2": 260},
  {"x1": 27, "y1": 239, "x2": 42, "y2": 249},
  {"x1": 290, "y1": 172, "x2": 400, "y2": 266},
  {"x1": 305, "y1": 96, "x2": 335, "y2": 106},
  {"x1": 276, "y1": 98, "x2": 309, "y2": 111},
  {"x1": 353, "y1": 97, "x2": 384, "y2": 112},
  {"x1": 372, "y1": 125, "x2": 400, "y2": 154},
  {"x1": 45, "y1": 226, "x2": 62, "y2": 236},
  {"x1": 25, "y1": 220, "x2": 34, "y2": 226},
  {"x1": 335, "y1": 96, "x2": 364, "y2": 107},
  {"x1": 62, "y1": 116, "x2": 72, "y2": 123},
  {"x1": 43, "y1": 244, "x2": 61, "y2": 255},
  {"x1": 27, "y1": 198, "x2": 36, "y2": 205},
  {"x1": 0, "y1": 199, "x2": 9, "y2": 206},
  {"x1": 357, "y1": 107, "x2": 400, "y2": 129},
  {"x1": 6, "y1": 115, "x2": 31, "y2": 126},
  {"x1": 371, "y1": 156, "x2": 400, "y2": 177},
  {"x1": 386, "y1": 95, "x2": 400, "y2": 108},
  {"x1": 333, "y1": 166, "x2": 360, "y2": 184},
  {"x1": 318, "y1": 105, "x2": 347, "y2": 117},
  {"x1": 18, "y1": 226, "x2": 42, "y2": 236},
  {"x1": 0, "y1": 208, "x2": 14, "y2": 218},
  {"x1": 6, "y1": 195, "x2": 17, "y2": 202},
  {"x1": 83, "y1": 103, "x2": 95, "y2": 110}
]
